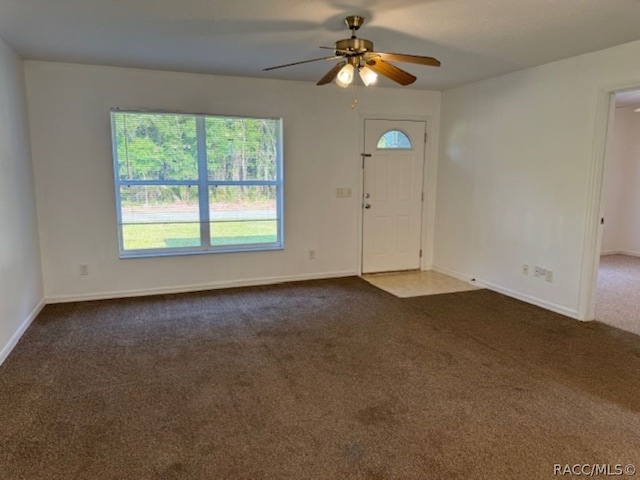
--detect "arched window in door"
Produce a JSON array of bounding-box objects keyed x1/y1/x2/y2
[{"x1": 376, "y1": 129, "x2": 413, "y2": 150}]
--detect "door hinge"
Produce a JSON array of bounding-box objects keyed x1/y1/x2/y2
[
  {"x1": 601, "y1": 217, "x2": 605, "y2": 225},
  {"x1": 419, "y1": 249, "x2": 423, "y2": 258},
  {"x1": 421, "y1": 192, "x2": 424, "y2": 202},
  {"x1": 424, "y1": 132, "x2": 428, "y2": 143}
]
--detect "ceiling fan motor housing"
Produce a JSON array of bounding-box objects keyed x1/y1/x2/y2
[{"x1": 335, "y1": 37, "x2": 374, "y2": 54}]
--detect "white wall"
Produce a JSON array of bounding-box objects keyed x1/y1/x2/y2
[
  {"x1": 602, "y1": 105, "x2": 640, "y2": 256},
  {"x1": 435, "y1": 39, "x2": 640, "y2": 319},
  {"x1": 25, "y1": 61, "x2": 440, "y2": 301},
  {"x1": 601, "y1": 107, "x2": 628, "y2": 253},
  {"x1": 0, "y1": 39, "x2": 44, "y2": 364}
]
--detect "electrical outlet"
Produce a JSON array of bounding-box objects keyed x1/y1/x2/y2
[
  {"x1": 545, "y1": 270, "x2": 553, "y2": 283},
  {"x1": 308, "y1": 250, "x2": 316, "y2": 260},
  {"x1": 522, "y1": 264, "x2": 529, "y2": 275},
  {"x1": 79, "y1": 264, "x2": 89, "y2": 276},
  {"x1": 534, "y1": 266, "x2": 546, "y2": 278}
]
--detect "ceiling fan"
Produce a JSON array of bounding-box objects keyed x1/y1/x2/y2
[{"x1": 263, "y1": 15, "x2": 441, "y2": 88}]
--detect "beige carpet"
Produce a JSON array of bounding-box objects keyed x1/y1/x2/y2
[
  {"x1": 596, "y1": 254, "x2": 640, "y2": 336},
  {"x1": 362, "y1": 270, "x2": 477, "y2": 297},
  {"x1": 1, "y1": 277, "x2": 640, "y2": 479}
]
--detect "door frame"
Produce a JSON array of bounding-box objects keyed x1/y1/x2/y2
[
  {"x1": 357, "y1": 113, "x2": 436, "y2": 275},
  {"x1": 579, "y1": 80, "x2": 640, "y2": 320}
]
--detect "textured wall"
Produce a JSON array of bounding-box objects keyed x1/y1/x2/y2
[{"x1": 602, "y1": 106, "x2": 640, "y2": 256}]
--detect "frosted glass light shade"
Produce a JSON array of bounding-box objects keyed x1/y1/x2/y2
[
  {"x1": 336, "y1": 64, "x2": 355, "y2": 88},
  {"x1": 359, "y1": 66, "x2": 378, "y2": 86}
]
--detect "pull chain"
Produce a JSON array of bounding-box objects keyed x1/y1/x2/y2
[{"x1": 350, "y1": 72, "x2": 359, "y2": 109}]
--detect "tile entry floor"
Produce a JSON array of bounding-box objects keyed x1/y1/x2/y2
[{"x1": 362, "y1": 270, "x2": 478, "y2": 298}]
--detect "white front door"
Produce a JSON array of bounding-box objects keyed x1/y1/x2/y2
[{"x1": 362, "y1": 119, "x2": 426, "y2": 274}]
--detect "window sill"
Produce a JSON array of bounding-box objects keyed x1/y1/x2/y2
[{"x1": 119, "y1": 244, "x2": 284, "y2": 259}]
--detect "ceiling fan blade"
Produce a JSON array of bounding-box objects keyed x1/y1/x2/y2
[
  {"x1": 263, "y1": 55, "x2": 339, "y2": 71},
  {"x1": 365, "y1": 58, "x2": 416, "y2": 86},
  {"x1": 372, "y1": 52, "x2": 441, "y2": 67},
  {"x1": 317, "y1": 61, "x2": 347, "y2": 85},
  {"x1": 320, "y1": 46, "x2": 353, "y2": 55}
]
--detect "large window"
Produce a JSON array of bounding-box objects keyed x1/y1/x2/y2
[{"x1": 110, "y1": 110, "x2": 283, "y2": 257}]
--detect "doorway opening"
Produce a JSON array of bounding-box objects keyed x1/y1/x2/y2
[{"x1": 593, "y1": 90, "x2": 640, "y2": 336}]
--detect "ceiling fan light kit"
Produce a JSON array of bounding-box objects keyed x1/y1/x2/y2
[{"x1": 263, "y1": 15, "x2": 441, "y2": 102}]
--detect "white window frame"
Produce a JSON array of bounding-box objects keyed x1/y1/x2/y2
[{"x1": 110, "y1": 109, "x2": 284, "y2": 258}]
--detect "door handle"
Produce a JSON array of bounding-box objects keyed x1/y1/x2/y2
[
  {"x1": 364, "y1": 203, "x2": 371, "y2": 209},
  {"x1": 364, "y1": 193, "x2": 370, "y2": 199}
]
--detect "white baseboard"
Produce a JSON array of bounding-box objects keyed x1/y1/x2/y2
[
  {"x1": 601, "y1": 250, "x2": 640, "y2": 258},
  {"x1": 0, "y1": 299, "x2": 46, "y2": 366},
  {"x1": 429, "y1": 265, "x2": 478, "y2": 285},
  {"x1": 474, "y1": 279, "x2": 579, "y2": 319},
  {"x1": 45, "y1": 270, "x2": 359, "y2": 304},
  {"x1": 430, "y1": 265, "x2": 579, "y2": 319},
  {"x1": 619, "y1": 250, "x2": 640, "y2": 258}
]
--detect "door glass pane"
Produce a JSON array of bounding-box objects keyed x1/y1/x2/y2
[
  {"x1": 377, "y1": 130, "x2": 413, "y2": 150},
  {"x1": 209, "y1": 186, "x2": 278, "y2": 246}
]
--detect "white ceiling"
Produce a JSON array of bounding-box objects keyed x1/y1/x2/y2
[{"x1": 2, "y1": 0, "x2": 640, "y2": 90}]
